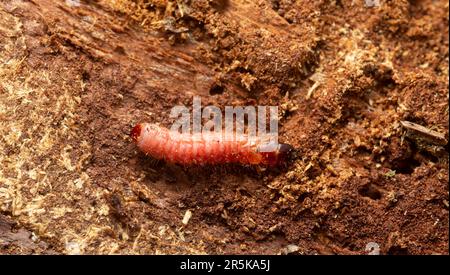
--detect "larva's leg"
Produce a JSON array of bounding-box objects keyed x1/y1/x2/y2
[{"x1": 255, "y1": 165, "x2": 267, "y2": 173}]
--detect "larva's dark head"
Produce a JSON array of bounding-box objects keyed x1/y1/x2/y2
[
  {"x1": 258, "y1": 143, "x2": 295, "y2": 166},
  {"x1": 130, "y1": 123, "x2": 143, "y2": 143},
  {"x1": 278, "y1": 143, "x2": 294, "y2": 155},
  {"x1": 276, "y1": 143, "x2": 295, "y2": 165}
]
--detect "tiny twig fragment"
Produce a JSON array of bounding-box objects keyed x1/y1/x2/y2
[{"x1": 400, "y1": 120, "x2": 448, "y2": 146}]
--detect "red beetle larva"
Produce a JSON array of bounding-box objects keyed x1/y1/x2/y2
[{"x1": 131, "y1": 123, "x2": 293, "y2": 166}]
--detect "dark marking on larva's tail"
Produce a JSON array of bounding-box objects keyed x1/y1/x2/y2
[{"x1": 130, "y1": 123, "x2": 142, "y2": 142}]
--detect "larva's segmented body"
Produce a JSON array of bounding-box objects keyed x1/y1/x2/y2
[{"x1": 131, "y1": 123, "x2": 293, "y2": 166}]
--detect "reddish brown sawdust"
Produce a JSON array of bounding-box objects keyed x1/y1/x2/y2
[{"x1": 0, "y1": 0, "x2": 448, "y2": 254}]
